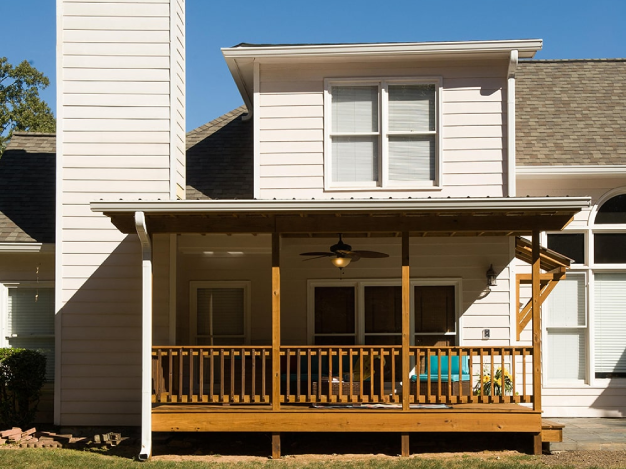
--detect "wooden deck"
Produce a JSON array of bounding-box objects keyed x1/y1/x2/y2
[{"x1": 152, "y1": 402, "x2": 541, "y2": 433}]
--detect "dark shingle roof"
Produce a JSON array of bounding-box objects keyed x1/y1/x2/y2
[
  {"x1": 516, "y1": 59, "x2": 626, "y2": 166},
  {"x1": 186, "y1": 106, "x2": 253, "y2": 199},
  {"x1": 0, "y1": 133, "x2": 56, "y2": 243}
]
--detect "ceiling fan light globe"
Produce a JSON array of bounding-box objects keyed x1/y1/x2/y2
[{"x1": 331, "y1": 257, "x2": 351, "y2": 268}]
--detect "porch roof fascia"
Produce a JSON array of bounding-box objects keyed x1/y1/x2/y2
[{"x1": 91, "y1": 196, "x2": 591, "y2": 236}]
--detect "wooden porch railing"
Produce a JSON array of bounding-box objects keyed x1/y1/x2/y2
[{"x1": 152, "y1": 346, "x2": 534, "y2": 406}]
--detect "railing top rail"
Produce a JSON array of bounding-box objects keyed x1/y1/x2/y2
[{"x1": 152, "y1": 345, "x2": 273, "y2": 350}]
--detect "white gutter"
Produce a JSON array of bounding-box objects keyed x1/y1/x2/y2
[
  {"x1": 222, "y1": 39, "x2": 543, "y2": 59},
  {"x1": 507, "y1": 50, "x2": 518, "y2": 197},
  {"x1": 0, "y1": 243, "x2": 44, "y2": 252},
  {"x1": 517, "y1": 165, "x2": 626, "y2": 178},
  {"x1": 135, "y1": 212, "x2": 152, "y2": 461},
  {"x1": 91, "y1": 196, "x2": 590, "y2": 214}
]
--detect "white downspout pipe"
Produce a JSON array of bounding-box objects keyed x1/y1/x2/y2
[
  {"x1": 507, "y1": 49, "x2": 518, "y2": 197},
  {"x1": 135, "y1": 211, "x2": 152, "y2": 460}
]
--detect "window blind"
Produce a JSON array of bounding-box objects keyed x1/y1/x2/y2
[
  {"x1": 7, "y1": 288, "x2": 55, "y2": 380},
  {"x1": 594, "y1": 273, "x2": 626, "y2": 376},
  {"x1": 197, "y1": 288, "x2": 244, "y2": 344}
]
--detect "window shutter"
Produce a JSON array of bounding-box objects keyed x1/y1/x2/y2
[
  {"x1": 7, "y1": 288, "x2": 55, "y2": 380},
  {"x1": 594, "y1": 273, "x2": 626, "y2": 375}
]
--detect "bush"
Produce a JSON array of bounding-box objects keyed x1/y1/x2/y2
[{"x1": 0, "y1": 348, "x2": 46, "y2": 428}]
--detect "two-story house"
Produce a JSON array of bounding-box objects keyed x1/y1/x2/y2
[{"x1": 1, "y1": 0, "x2": 625, "y2": 460}]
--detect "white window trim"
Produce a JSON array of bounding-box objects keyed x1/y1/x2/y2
[
  {"x1": 542, "y1": 271, "x2": 589, "y2": 387},
  {"x1": 307, "y1": 278, "x2": 461, "y2": 345},
  {"x1": 540, "y1": 187, "x2": 626, "y2": 388},
  {"x1": 323, "y1": 77, "x2": 443, "y2": 191},
  {"x1": 189, "y1": 281, "x2": 251, "y2": 346}
]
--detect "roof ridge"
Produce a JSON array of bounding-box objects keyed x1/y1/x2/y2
[
  {"x1": 521, "y1": 58, "x2": 626, "y2": 63},
  {"x1": 11, "y1": 131, "x2": 56, "y2": 137}
]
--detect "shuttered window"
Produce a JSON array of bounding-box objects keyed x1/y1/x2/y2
[
  {"x1": 6, "y1": 287, "x2": 55, "y2": 381},
  {"x1": 326, "y1": 79, "x2": 440, "y2": 188},
  {"x1": 594, "y1": 273, "x2": 626, "y2": 378},
  {"x1": 191, "y1": 282, "x2": 249, "y2": 346}
]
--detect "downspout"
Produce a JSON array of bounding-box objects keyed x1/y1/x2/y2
[
  {"x1": 507, "y1": 50, "x2": 518, "y2": 197},
  {"x1": 135, "y1": 212, "x2": 152, "y2": 460}
]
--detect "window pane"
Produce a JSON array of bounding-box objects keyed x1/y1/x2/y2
[
  {"x1": 315, "y1": 287, "x2": 355, "y2": 334},
  {"x1": 388, "y1": 84, "x2": 435, "y2": 132},
  {"x1": 365, "y1": 335, "x2": 402, "y2": 345},
  {"x1": 595, "y1": 194, "x2": 626, "y2": 224},
  {"x1": 197, "y1": 288, "x2": 244, "y2": 337},
  {"x1": 388, "y1": 136, "x2": 435, "y2": 182},
  {"x1": 332, "y1": 86, "x2": 378, "y2": 133},
  {"x1": 314, "y1": 335, "x2": 355, "y2": 346},
  {"x1": 7, "y1": 288, "x2": 55, "y2": 381},
  {"x1": 414, "y1": 286, "x2": 455, "y2": 333},
  {"x1": 547, "y1": 331, "x2": 586, "y2": 381},
  {"x1": 414, "y1": 335, "x2": 455, "y2": 346},
  {"x1": 546, "y1": 274, "x2": 586, "y2": 327},
  {"x1": 594, "y1": 273, "x2": 626, "y2": 378},
  {"x1": 364, "y1": 286, "x2": 401, "y2": 333},
  {"x1": 547, "y1": 233, "x2": 585, "y2": 264},
  {"x1": 594, "y1": 233, "x2": 626, "y2": 263},
  {"x1": 332, "y1": 136, "x2": 378, "y2": 182}
]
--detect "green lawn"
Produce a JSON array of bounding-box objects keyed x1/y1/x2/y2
[{"x1": 0, "y1": 449, "x2": 583, "y2": 469}]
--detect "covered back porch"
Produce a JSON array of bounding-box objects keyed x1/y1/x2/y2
[{"x1": 93, "y1": 196, "x2": 589, "y2": 458}]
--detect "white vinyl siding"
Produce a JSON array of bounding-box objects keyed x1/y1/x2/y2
[
  {"x1": 58, "y1": 0, "x2": 184, "y2": 426},
  {"x1": 258, "y1": 60, "x2": 507, "y2": 199},
  {"x1": 594, "y1": 273, "x2": 626, "y2": 378}
]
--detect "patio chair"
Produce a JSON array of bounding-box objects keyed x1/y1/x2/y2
[{"x1": 410, "y1": 355, "x2": 471, "y2": 396}]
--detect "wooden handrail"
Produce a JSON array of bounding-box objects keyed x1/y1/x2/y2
[{"x1": 151, "y1": 345, "x2": 534, "y2": 407}]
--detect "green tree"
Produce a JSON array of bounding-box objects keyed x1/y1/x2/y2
[{"x1": 1, "y1": 57, "x2": 56, "y2": 155}]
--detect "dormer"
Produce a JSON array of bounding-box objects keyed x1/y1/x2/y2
[{"x1": 223, "y1": 40, "x2": 541, "y2": 200}]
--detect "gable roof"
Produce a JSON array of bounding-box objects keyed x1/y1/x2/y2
[
  {"x1": 186, "y1": 106, "x2": 253, "y2": 200},
  {"x1": 516, "y1": 59, "x2": 626, "y2": 166},
  {"x1": 0, "y1": 132, "x2": 56, "y2": 243}
]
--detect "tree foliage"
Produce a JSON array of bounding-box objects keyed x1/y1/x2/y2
[{"x1": 0, "y1": 57, "x2": 56, "y2": 155}]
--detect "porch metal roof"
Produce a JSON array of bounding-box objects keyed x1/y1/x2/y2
[{"x1": 91, "y1": 196, "x2": 590, "y2": 237}]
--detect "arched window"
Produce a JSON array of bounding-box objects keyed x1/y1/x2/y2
[
  {"x1": 594, "y1": 194, "x2": 626, "y2": 264},
  {"x1": 592, "y1": 192, "x2": 626, "y2": 379}
]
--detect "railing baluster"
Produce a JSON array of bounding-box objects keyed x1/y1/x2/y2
[
  {"x1": 296, "y1": 348, "x2": 302, "y2": 401},
  {"x1": 241, "y1": 349, "x2": 246, "y2": 402},
  {"x1": 199, "y1": 349, "x2": 204, "y2": 402},
  {"x1": 220, "y1": 349, "x2": 225, "y2": 403},
  {"x1": 188, "y1": 348, "x2": 194, "y2": 402},
  {"x1": 251, "y1": 348, "x2": 256, "y2": 403}
]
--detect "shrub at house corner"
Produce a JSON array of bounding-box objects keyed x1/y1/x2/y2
[{"x1": 0, "y1": 348, "x2": 46, "y2": 428}]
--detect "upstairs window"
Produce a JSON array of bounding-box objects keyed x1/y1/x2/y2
[{"x1": 325, "y1": 78, "x2": 441, "y2": 189}]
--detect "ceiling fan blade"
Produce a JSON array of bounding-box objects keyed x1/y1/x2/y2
[
  {"x1": 352, "y1": 250, "x2": 389, "y2": 258},
  {"x1": 302, "y1": 255, "x2": 333, "y2": 261},
  {"x1": 300, "y1": 252, "x2": 333, "y2": 257}
]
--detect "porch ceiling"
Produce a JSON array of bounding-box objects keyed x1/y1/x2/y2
[{"x1": 91, "y1": 197, "x2": 590, "y2": 237}]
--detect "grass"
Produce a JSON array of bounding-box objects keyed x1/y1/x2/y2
[{"x1": 0, "y1": 449, "x2": 586, "y2": 469}]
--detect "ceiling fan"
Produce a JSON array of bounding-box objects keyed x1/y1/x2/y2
[{"x1": 300, "y1": 234, "x2": 389, "y2": 268}]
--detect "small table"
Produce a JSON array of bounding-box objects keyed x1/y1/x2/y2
[{"x1": 312, "y1": 377, "x2": 360, "y2": 396}]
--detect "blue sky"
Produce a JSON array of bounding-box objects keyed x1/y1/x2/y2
[{"x1": 4, "y1": 0, "x2": 625, "y2": 132}]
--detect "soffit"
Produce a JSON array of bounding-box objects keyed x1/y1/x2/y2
[{"x1": 92, "y1": 197, "x2": 589, "y2": 237}]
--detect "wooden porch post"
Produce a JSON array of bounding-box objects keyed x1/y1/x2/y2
[
  {"x1": 401, "y1": 232, "x2": 410, "y2": 412},
  {"x1": 272, "y1": 233, "x2": 281, "y2": 412},
  {"x1": 531, "y1": 230, "x2": 542, "y2": 413}
]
